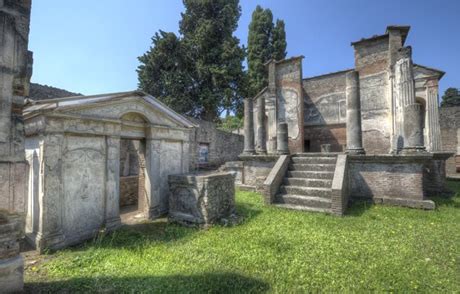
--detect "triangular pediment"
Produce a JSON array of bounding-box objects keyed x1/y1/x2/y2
[
  {"x1": 413, "y1": 64, "x2": 445, "y2": 80},
  {"x1": 25, "y1": 91, "x2": 195, "y2": 129}
]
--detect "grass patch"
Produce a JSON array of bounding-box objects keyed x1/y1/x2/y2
[{"x1": 26, "y1": 181, "x2": 460, "y2": 292}]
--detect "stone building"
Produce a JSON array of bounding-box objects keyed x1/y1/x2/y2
[
  {"x1": 24, "y1": 91, "x2": 196, "y2": 251},
  {"x1": 0, "y1": 0, "x2": 33, "y2": 291},
  {"x1": 440, "y1": 106, "x2": 460, "y2": 175},
  {"x1": 250, "y1": 26, "x2": 444, "y2": 155},
  {"x1": 231, "y1": 25, "x2": 451, "y2": 215}
]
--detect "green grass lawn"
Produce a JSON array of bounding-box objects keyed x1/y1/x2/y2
[{"x1": 26, "y1": 181, "x2": 460, "y2": 293}]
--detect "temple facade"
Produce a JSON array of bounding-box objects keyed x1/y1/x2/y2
[{"x1": 244, "y1": 26, "x2": 444, "y2": 155}]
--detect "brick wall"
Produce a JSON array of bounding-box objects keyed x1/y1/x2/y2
[
  {"x1": 440, "y1": 106, "x2": 460, "y2": 174},
  {"x1": 304, "y1": 124, "x2": 346, "y2": 152},
  {"x1": 349, "y1": 157, "x2": 425, "y2": 200}
]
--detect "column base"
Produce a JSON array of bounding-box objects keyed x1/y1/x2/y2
[
  {"x1": 256, "y1": 149, "x2": 267, "y2": 155},
  {"x1": 35, "y1": 231, "x2": 66, "y2": 253},
  {"x1": 242, "y1": 149, "x2": 256, "y2": 155},
  {"x1": 105, "y1": 216, "x2": 121, "y2": 231},
  {"x1": 346, "y1": 148, "x2": 365, "y2": 155},
  {"x1": 276, "y1": 150, "x2": 289, "y2": 155},
  {"x1": 146, "y1": 206, "x2": 162, "y2": 220}
]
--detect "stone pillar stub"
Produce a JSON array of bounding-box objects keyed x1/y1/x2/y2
[
  {"x1": 256, "y1": 97, "x2": 267, "y2": 154},
  {"x1": 345, "y1": 70, "x2": 365, "y2": 155},
  {"x1": 276, "y1": 122, "x2": 289, "y2": 154},
  {"x1": 402, "y1": 103, "x2": 426, "y2": 153},
  {"x1": 242, "y1": 98, "x2": 255, "y2": 155}
]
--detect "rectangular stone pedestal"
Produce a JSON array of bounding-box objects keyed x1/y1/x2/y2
[{"x1": 168, "y1": 171, "x2": 235, "y2": 225}]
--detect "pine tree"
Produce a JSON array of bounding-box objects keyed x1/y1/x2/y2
[
  {"x1": 138, "y1": 0, "x2": 246, "y2": 121},
  {"x1": 441, "y1": 87, "x2": 460, "y2": 107},
  {"x1": 137, "y1": 31, "x2": 196, "y2": 116},
  {"x1": 247, "y1": 6, "x2": 287, "y2": 97}
]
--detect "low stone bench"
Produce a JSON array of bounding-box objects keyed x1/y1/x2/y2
[{"x1": 168, "y1": 171, "x2": 236, "y2": 226}]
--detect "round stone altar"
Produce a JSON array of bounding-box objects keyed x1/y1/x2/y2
[{"x1": 168, "y1": 171, "x2": 236, "y2": 226}]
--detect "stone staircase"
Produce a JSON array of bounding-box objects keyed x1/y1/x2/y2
[{"x1": 274, "y1": 153, "x2": 338, "y2": 214}]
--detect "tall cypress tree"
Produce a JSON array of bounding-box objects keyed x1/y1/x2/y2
[
  {"x1": 247, "y1": 6, "x2": 273, "y2": 97},
  {"x1": 272, "y1": 19, "x2": 287, "y2": 61},
  {"x1": 247, "y1": 6, "x2": 287, "y2": 97}
]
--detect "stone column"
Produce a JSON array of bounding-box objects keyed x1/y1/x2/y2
[
  {"x1": 36, "y1": 134, "x2": 65, "y2": 252},
  {"x1": 426, "y1": 80, "x2": 442, "y2": 151},
  {"x1": 144, "y1": 138, "x2": 162, "y2": 219},
  {"x1": 395, "y1": 47, "x2": 425, "y2": 153},
  {"x1": 276, "y1": 122, "x2": 289, "y2": 154},
  {"x1": 345, "y1": 70, "x2": 365, "y2": 155},
  {"x1": 242, "y1": 98, "x2": 255, "y2": 154},
  {"x1": 256, "y1": 96, "x2": 267, "y2": 154},
  {"x1": 105, "y1": 136, "x2": 121, "y2": 231}
]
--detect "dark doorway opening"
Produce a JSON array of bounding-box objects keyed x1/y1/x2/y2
[{"x1": 119, "y1": 138, "x2": 146, "y2": 224}]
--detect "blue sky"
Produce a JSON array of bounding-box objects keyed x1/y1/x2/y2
[{"x1": 29, "y1": 0, "x2": 459, "y2": 96}]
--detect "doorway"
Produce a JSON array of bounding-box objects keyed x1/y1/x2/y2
[{"x1": 119, "y1": 138, "x2": 147, "y2": 224}]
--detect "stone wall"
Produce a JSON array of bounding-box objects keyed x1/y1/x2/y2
[
  {"x1": 303, "y1": 124, "x2": 346, "y2": 152},
  {"x1": 221, "y1": 155, "x2": 278, "y2": 192},
  {"x1": 0, "y1": 2, "x2": 32, "y2": 291},
  {"x1": 120, "y1": 176, "x2": 139, "y2": 207},
  {"x1": 440, "y1": 106, "x2": 460, "y2": 174},
  {"x1": 0, "y1": 0, "x2": 33, "y2": 213},
  {"x1": 188, "y1": 117, "x2": 244, "y2": 170},
  {"x1": 352, "y1": 36, "x2": 392, "y2": 154},
  {"x1": 275, "y1": 58, "x2": 304, "y2": 153}
]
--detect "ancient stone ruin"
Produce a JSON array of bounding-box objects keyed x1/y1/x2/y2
[
  {"x1": 223, "y1": 25, "x2": 452, "y2": 215},
  {"x1": 0, "y1": 0, "x2": 32, "y2": 291}
]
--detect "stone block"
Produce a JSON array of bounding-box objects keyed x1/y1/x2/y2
[
  {"x1": 168, "y1": 172, "x2": 236, "y2": 225},
  {"x1": 0, "y1": 256, "x2": 24, "y2": 293}
]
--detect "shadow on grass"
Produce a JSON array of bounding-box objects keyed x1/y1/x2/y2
[
  {"x1": 66, "y1": 200, "x2": 264, "y2": 251},
  {"x1": 25, "y1": 272, "x2": 270, "y2": 293}
]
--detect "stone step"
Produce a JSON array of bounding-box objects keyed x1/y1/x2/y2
[
  {"x1": 291, "y1": 156, "x2": 337, "y2": 164},
  {"x1": 276, "y1": 194, "x2": 332, "y2": 209},
  {"x1": 283, "y1": 177, "x2": 332, "y2": 188},
  {"x1": 273, "y1": 203, "x2": 332, "y2": 214},
  {"x1": 279, "y1": 185, "x2": 332, "y2": 198},
  {"x1": 292, "y1": 153, "x2": 339, "y2": 158},
  {"x1": 287, "y1": 171, "x2": 334, "y2": 180},
  {"x1": 289, "y1": 163, "x2": 336, "y2": 172}
]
